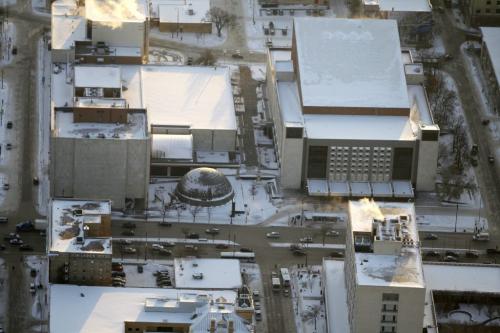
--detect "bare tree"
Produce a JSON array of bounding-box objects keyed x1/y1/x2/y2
[
  {"x1": 206, "y1": 7, "x2": 237, "y2": 37},
  {"x1": 181, "y1": 227, "x2": 190, "y2": 240},
  {"x1": 450, "y1": 116, "x2": 469, "y2": 171},
  {"x1": 302, "y1": 304, "x2": 321, "y2": 331},
  {"x1": 319, "y1": 224, "x2": 330, "y2": 246},
  {"x1": 195, "y1": 50, "x2": 216, "y2": 66},
  {"x1": 426, "y1": 71, "x2": 457, "y2": 129},
  {"x1": 189, "y1": 205, "x2": 202, "y2": 223}
]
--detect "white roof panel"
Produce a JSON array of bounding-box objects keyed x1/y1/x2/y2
[
  {"x1": 158, "y1": 0, "x2": 210, "y2": 24},
  {"x1": 85, "y1": 0, "x2": 147, "y2": 23},
  {"x1": 424, "y1": 264, "x2": 500, "y2": 293},
  {"x1": 174, "y1": 258, "x2": 242, "y2": 289},
  {"x1": 74, "y1": 66, "x2": 122, "y2": 88},
  {"x1": 323, "y1": 260, "x2": 351, "y2": 333},
  {"x1": 480, "y1": 27, "x2": 500, "y2": 90},
  {"x1": 51, "y1": 0, "x2": 87, "y2": 50},
  {"x1": 152, "y1": 134, "x2": 193, "y2": 160},
  {"x1": 293, "y1": 18, "x2": 409, "y2": 110},
  {"x1": 378, "y1": 0, "x2": 432, "y2": 12}
]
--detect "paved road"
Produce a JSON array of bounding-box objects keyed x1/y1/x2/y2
[{"x1": 435, "y1": 10, "x2": 500, "y2": 243}]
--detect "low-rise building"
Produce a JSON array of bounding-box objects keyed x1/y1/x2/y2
[
  {"x1": 479, "y1": 27, "x2": 500, "y2": 114},
  {"x1": 266, "y1": 18, "x2": 438, "y2": 198},
  {"x1": 49, "y1": 285, "x2": 252, "y2": 333},
  {"x1": 149, "y1": 0, "x2": 212, "y2": 33},
  {"x1": 174, "y1": 258, "x2": 243, "y2": 290},
  {"x1": 48, "y1": 199, "x2": 112, "y2": 286},
  {"x1": 51, "y1": 0, "x2": 149, "y2": 64}
]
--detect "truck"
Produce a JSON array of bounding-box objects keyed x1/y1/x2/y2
[
  {"x1": 271, "y1": 277, "x2": 281, "y2": 293},
  {"x1": 472, "y1": 232, "x2": 490, "y2": 241}
]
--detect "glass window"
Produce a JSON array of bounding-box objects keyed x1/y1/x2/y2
[{"x1": 382, "y1": 293, "x2": 399, "y2": 302}]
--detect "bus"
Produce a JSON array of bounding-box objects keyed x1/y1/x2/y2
[
  {"x1": 220, "y1": 251, "x2": 256, "y2": 262},
  {"x1": 271, "y1": 277, "x2": 281, "y2": 293},
  {"x1": 280, "y1": 268, "x2": 291, "y2": 287}
]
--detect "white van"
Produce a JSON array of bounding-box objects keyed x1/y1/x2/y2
[{"x1": 473, "y1": 232, "x2": 490, "y2": 241}]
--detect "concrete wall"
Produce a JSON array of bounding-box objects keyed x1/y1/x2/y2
[
  {"x1": 49, "y1": 252, "x2": 112, "y2": 285},
  {"x1": 466, "y1": 0, "x2": 500, "y2": 26},
  {"x1": 416, "y1": 139, "x2": 438, "y2": 191},
  {"x1": 353, "y1": 284, "x2": 426, "y2": 333},
  {"x1": 51, "y1": 136, "x2": 150, "y2": 209},
  {"x1": 191, "y1": 129, "x2": 237, "y2": 152},
  {"x1": 52, "y1": 49, "x2": 75, "y2": 63}
]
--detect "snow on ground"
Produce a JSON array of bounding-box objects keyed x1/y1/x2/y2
[
  {"x1": 24, "y1": 256, "x2": 49, "y2": 323},
  {"x1": 242, "y1": 0, "x2": 334, "y2": 53},
  {"x1": 148, "y1": 174, "x2": 280, "y2": 225},
  {"x1": 149, "y1": 26, "x2": 227, "y2": 48},
  {"x1": 258, "y1": 146, "x2": 279, "y2": 170},
  {"x1": 291, "y1": 265, "x2": 327, "y2": 333},
  {"x1": 270, "y1": 242, "x2": 344, "y2": 249},
  {"x1": 148, "y1": 47, "x2": 184, "y2": 65},
  {"x1": 35, "y1": 35, "x2": 51, "y2": 216},
  {"x1": 419, "y1": 34, "x2": 446, "y2": 58},
  {"x1": 123, "y1": 261, "x2": 174, "y2": 288},
  {"x1": 416, "y1": 213, "x2": 487, "y2": 233},
  {"x1": 0, "y1": 21, "x2": 15, "y2": 66},
  {"x1": 0, "y1": 80, "x2": 12, "y2": 208},
  {"x1": 0, "y1": 258, "x2": 6, "y2": 329},
  {"x1": 250, "y1": 64, "x2": 266, "y2": 81},
  {"x1": 240, "y1": 263, "x2": 266, "y2": 332}
]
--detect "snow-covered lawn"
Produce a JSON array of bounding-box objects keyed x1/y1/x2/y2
[
  {"x1": 150, "y1": 27, "x2": 227, "y2": 48},
  {"x1": 416, "y1": 213, "x2": 487, "y2": 233},
  {"x1": 148, "y1": 47, "x2": 184, "y2": 65},
  {"x1": 148, "y1": 173, "x2": 281, "y2": 225},
  {"x1": 291, "y1": 265, "x2": 327, "y2": 333}
]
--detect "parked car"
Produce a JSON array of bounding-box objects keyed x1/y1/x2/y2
[
  {"x1": 444, "y1": 255, "x2": 458, "y2": 262},
  {"x1": 122, "y1": 230, "x2": 135, "y2": 236},
  {"x1": 488, "y1": 155, "x2": 495, "y2": 164},
  {"x1": 118, "y1": 239, "x2": 132, "y2": 245},
  {"x1": 329, "y1": 251, "x2": 344, "y2": 258},
  {"x1": 9, "y1": 238, "x2": 23, "y2": 245},
  {"x1": 6, "y1": 121, "x2": 12, "y2": 129},
  {"x1": 293, "y1": 249, "x2": 306, "y2": 256},
  {"x1": 29, "y1": 283, "x2": 36, "y2": 294},
  {"x1": 240, "y1": 247, "x2": 253, "y2": 253},
  {"x1": 252, "y1": 290, "x2": 260, "y2": 300},
  {"x1": 0, "y1": 244, "x2": 5, "y2": 251},
  {"x1": 4, "y1": 233, "x2": 20, "y2": 240},
  {"x1": 482, "y1": 118, "x2": 490, "y2": 126},
  {"x1": 424, "y1": 250, "x2": 440, "y2": 258},
  {"x1": 159, "y1": 248, "x2": 172, "y2": 256},
  {"x1": 471, "y1": 144, "x2": 478, "y2": 156},
  {"x1": 255, "y1": 310, "x2": 262, "y2": 321},
  {"x1": 33, "y1": 177, "x2": 39, "y2": 186},
  {"x1": 473, "y1": 232, "x2": 490, "y2": 241},
  {"x1": 151, "y1": 244, "x2": 164, "y2": 251},
  {"x1": 445, "y1": 250, "x2": 459, "y2": 257},
  {"x1": 112, "y1": 281, "x2": 125, "y2": 287},
  {"x1": 424, "y1": 233, "x2": 438, "y2": 240},
  {"x1": 16, "y1": 220, "x2": 34, "y2": 232},
  {"x1": 187, "y1": 233, "x2": 199, "y2": 239},
  {"x1": 465, "y1": 251, "x2": 479, "y2": 258},
  {"x1": 266, "y1": 231, "x2": 280, "y2": 239},
  {"x1": 290, "y1": 244, "x2": 303, "y2": 251},
  {"x1": 112, "y1": 271, "x2": 126, "y2": 278},
  {"x1": 159, "y1": 221, "x2": 172, "y2": 227},
  {"x1": 122, "y1": 222, "x2": 136, "y2": 229},
  {"x1": 470, "y1": 156, "x2": 478, "y2": 167},
  {"x1": 486, "y1": 248, "x2": 500, "y2": 255},
  {"x1": 283, "y1": 289, "x2": 290, "y2": 297},
  {"x1": 2, "y1": 184, "x2": 9, "y2": 190},
  {"x1": 137, "y1": 265, "x2": 143, "y2": 274},
  {"x1": 215, "y1": 243, "x2": 229, "y2": 249},
  {"x1": 0, "y1": 216, "x2": 8, "y2": 223},
  {"x1": 121, "y1": 247, "x2": 136, "y2": 254},
  {"x1": 19, "y1": 244, "x2": 34, "y2": 251},
  {"x1": 162, "y1": 241, "x2": 175, "y2": 247},
  {"x1": 205, "y1": 228, "x2": 220, "y2": 235},
  {"x1": 299, "y1": 236, "x2": 313, "y2": 243},
  {"x1": 325, "y1": 230, "x2": 340, "y2": 237},
  {"x1": 254, "y1": 301, "x2": 261, "y2": 310}
]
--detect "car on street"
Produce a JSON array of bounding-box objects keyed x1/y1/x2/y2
[
  {"x1": 255, "y1": 310, "x2": 262, "y2": 321},
  {"x1": 299, "y1": 236, "x2": 313, "y2": 243},
  {"x1": 159, "y1": 248, "x2": 172, "y2": 256},
  {"x1": 292, "y1": 249, "x2": 306, "y2": 256},
  {"x1": 326, "y1": 230, "x2": 340, "y2": 237},
  {"x1": 266, "y1": 231, "x2": 280, "y2": 239},
  {"x1": 473, "y1": 232, "x2": 490, "y2": 241},
  {"x1": 5, "y1": 143, "x2": 11, "y2": 150},
  {"x1": 471, "y1": 144, "x2": 478, "y2": 156},
  {"x1": 470, "y1": 156, "x2": 478, "y2": 167},
  {"x1": 16, "y1": 220, "x2": 34, "y2": 232},
  {"x1": 252, "y1": 290, "x2": 260, "y2": 300},
  {"x1": 283, "y1": 289, "x2": 289, "y2": 297},
  {"x1": 465, "y1": 251, "x2": 479, "y2": 258},
  {"x1": 254, "y1": 301, "x2": 261, "y2": 310},
  {"x1": 6, "y1": 121, "x2": 12, "y2": 129},
  {"x1": 482, "y1": 118, "x2": 490, "y2": 125},
  {"x1": 9, "y1": 238, "x2": 23, "y2": 245},
  {"x1": 271, "y1": 271, "x2": 278, "y2": 278},
  {"x1": 424, "y1": 233, "x2": 438, "y2": 240},
  {"x1": 118, "y1": 239, "x2": 133, "y2": 245},
  {"x1": 137, "y1": 265, "x2": 143, "y2": 273},
  {"x1": 0, "y1": 217, "x2": 8, "y2": 223},
  {"x1": 205, "y1": 228, "x2": 220, "y2": 235},
  {"x1": 4, "y1": 233, "x2": 20, "y2": 240},
  {"x1": 122, "y1": 230, "x2": 135, "y2": 236},
  {"x1": 162, "y1": 241, "x2": 175, "y2": 247},
  {"x1": 445, "y1": 250, "x2": 459, "y2": 257},
  {"x1": 31, "y1": 269, "x2": 37, "y2": 277},
  {"x1": 122, "y1": 222, "x2": 136, "y2": 229},
  {"x1": 424, "y1": 250, "x2": 440, "y2": 258},
  {"x1": 187, "y1": 233, "x2": 199, "y2": 239},
  {"x1": 121, "y1": 247, "x2": 136, "y2": 254},
  {"x1": 19, "y1": 244, "x2": 34, "y2": 251},
  {"x1": 0, "y1": 244, "x2": 5, "y2": 251},
  {"x1": 444, "y1": 255, "x2": 458, "y2": 262},
  {"x1": 30, "y1": 283, "x2": 36, "y2": 294},
  {"x1": 159, "y1": 221, "x2": 172, "y2": 227},
  {"x1": 215, "y1": 243, "x2": 229, "y2": 249},
  {"x1": 240, "y1": 247, "x2": 253, "y2": 253}
]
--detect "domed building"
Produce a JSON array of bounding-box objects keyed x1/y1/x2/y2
[{"x1": 175, "y1": 168, "x2": 234, "y2": 207}]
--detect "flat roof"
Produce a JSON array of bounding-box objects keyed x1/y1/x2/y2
[
  {"x1": 157, "y1": 0, "x2": 210, "y2": 24},
  {"x1": 85, "y1": 0, "x2": 147, "y2": 23},
  {"x1": 152, "y1": 134, "x2": 193, "y2": 160},
  {"x1": 141, "y1": 66, "x2": 237, "y2": 130},
  {"x1": 277, "y1": 81, "x2": 303, "y2": 125},
  {"x1": 53, "y1": 110, "x2": 147, "y2": 139},
  {"x1": 174, "y1": 258, "x2": 242, "y2": 290},
  {"x1": 378, "y1": 0, "x2": 432, "y2": 12},
  {"x1": 423, "y1": 264, "x2": 500, "y2": 293},
  {"x1": 49, "y1": 199, "x2": 112, "y2": 254},
  {"x1": 50, "y1": 285, "x2": 245, "y2": 333},
  {"x1": 323, "y1": 260, "x2": 351, "y2": 333},
  {"x1": 304, "y1": 114, "x2": 417, "y2": 140},
  {"x1": 293, "y1": 18, "x2": 409, "y2": 110},
  {"x1": 480, "y1": 27, "x2": 500, "y2": 89},
  {"x1": 51, "y1": 0, "x2": 87, "y2": 50},
  {"x1": 349, "y1": 201, "x2": 424, "y2": 288},
  {"x1": 74, "y1": 66, "x2": 122, "y2": 88}
]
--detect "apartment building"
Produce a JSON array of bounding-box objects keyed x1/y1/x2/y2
[
  {"x1": 462, "y1": 0, "x2": 500, "y2": 26},
  {"x1": 47, "y1": 199, "x2": 113, "y2": 286},
  {"x1": 480, "y1": 27, "x2": 500, "y2": 114},
  {"x1": 266, "y1": 18, "x2": 439, "y2": 198},
  {"x1": 149, "y1": 0, "x2": 212, "y2": 33}
]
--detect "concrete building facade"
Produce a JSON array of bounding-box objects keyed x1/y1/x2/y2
[
  {"x1": 462, "y1": 0, "x2": 500, "y2": 26},
  {"x1": 266, "y1": 18, "x2": 439, "y2": 198},
  {"x1": 480, "y1": 27, "x2": 500, "y2": 114}
]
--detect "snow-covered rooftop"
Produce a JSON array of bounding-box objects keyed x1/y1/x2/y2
[
  {"x1": 85, "y1": 0, "x2": 147, "y2": 23},
  {"x1": 49, "y1": 199, "x2": 112, "y2": 254},
  {"x1": 423, "y1": 264, "x2": 500, "y2": 293},
  {"x1": 277, "y1": 81, "x2": 303, "y2": 125},
  {"x1": 74, "y1": 66, "x2": 122, "y2": 88},
  {"x1": 155, "y1": 0, "x2": 210, "y2": 24},
  {"x1": 152, "y1": 134, "x2": 193, "y2": 160},
  {"x1": 293, "y1": 18, "x2": 409, "y2": 110},
  {"x1": 348, "y1": 201, "x2": 424, "y2": 288},
  {"x1": 53, "y1": 110, "x2": 147, "y2": 139},
  {"x1": 141, "y1": 66, "x2": 237, "y2": 130},
  {"x1": 378, "y1": 0, "x2": 432, "y2": 12},
  {"x1": 304, "y1": 114, "x2": 417, "y2": 140},
  {"x1": 480, "y1": 27, "x2": 500, "y2": 90},
  {"x1": 174, "y1": 258, "x2": 242, "y2": 290},
  {"x1": 323, "y1": 259, "x2": 351, "y2": 333},
  {"x1": 50, "y1": 285, "x2": 249, "y2": 333},
  {"x1": 51, "y1": 0, "x2": 87, "y2": 50}
]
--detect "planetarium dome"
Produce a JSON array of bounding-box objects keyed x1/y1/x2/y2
[{"x1": 175, "y1": 167, "x2": 234, "y2": 207}]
